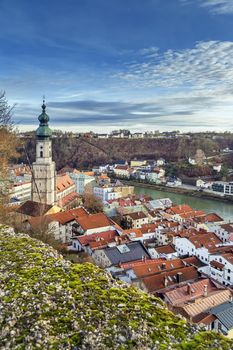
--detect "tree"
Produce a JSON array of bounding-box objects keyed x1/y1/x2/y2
[
  {"x1": 0, "y1": 92, "x2": 19, "y2": 222},
  {"x1": 83, "y1": 192, "x2": 103, "y2": 214}
]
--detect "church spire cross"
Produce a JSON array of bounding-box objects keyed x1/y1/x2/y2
[{"x1": 42, "y1": 95, "x2": 46, "y2": 112}]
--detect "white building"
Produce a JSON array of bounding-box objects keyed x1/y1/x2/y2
[
  {"x1": 9, "y1": 181, "x2": 32, "y2": 203},
  {"x1": 209, "y1": 253, "x2": 233, "y2": 286},
  {"x1": 93, "y1": 186, "x2": 120, "y2": 202}
]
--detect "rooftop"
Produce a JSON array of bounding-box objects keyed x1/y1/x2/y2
[
  {"x1": 104, "y1": 241, "x2": 150, "y2": 266},
  {"x1": 164, "y1": 278, "x2": 217, "y2": 306},
  {"x1": 76, "y1": 212, "x2": 113, "y2": 230},
  {"x1": 16, "y1": 200, "x2": 53, "y2": 217}
]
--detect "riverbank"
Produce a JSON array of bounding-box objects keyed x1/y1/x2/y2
[{"x1": 121, "y1": 179, "x2": 233, "y2": 204}]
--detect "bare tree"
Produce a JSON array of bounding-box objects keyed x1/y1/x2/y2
[
  {"x1": 83, "y1": 192, "x2": 103, "y2": 214},
  {"x1": 0, "y1": 92, "x2": 19, "y2": 222}
]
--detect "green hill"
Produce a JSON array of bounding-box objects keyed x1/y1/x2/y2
[{"x1": 0, "y1": 225, "x2": 232, "y2": 349}]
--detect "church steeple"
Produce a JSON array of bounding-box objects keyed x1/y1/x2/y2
[
  {"x1": 36, "y1": 98, "x2": 52, "y2": 139},
  {"x1": 32, "y1": 99, "x2": 56, "y2": 205}
]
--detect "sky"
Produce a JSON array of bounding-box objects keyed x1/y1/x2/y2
[{"x1": 2, "y1": 0, "x2": 233, "y2": 133}]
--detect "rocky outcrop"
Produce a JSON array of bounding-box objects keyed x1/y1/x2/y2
[{"x1": 0, "y1": 226, "x2": 232, "y2": 349}]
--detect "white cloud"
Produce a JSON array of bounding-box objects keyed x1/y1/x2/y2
[
  {"x1": 181, "y1": 0, "x2": 233, "y2": 14},
  {"x1": 115, "y1": 41, "x2": 233, "y2": 94}
]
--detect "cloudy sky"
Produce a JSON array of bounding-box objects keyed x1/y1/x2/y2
[{"x1": 2, "y1": 0, "x2": 233, "y2": 132}]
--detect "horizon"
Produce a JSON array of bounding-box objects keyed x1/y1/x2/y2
[{"x1": 2, "y1": 0, "x2": 233, "y2": 132}]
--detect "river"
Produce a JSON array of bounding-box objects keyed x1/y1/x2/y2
[{"x1": 134, "y1": 185, "x2": 233, "y2": 222}]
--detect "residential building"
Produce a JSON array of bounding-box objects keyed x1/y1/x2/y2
[
  {"x1": 92, "y1": 241, "x2": 150, "y2": 268},
  {"x1": 124, "y1": 211, "x2": 149, "y2": 228}
]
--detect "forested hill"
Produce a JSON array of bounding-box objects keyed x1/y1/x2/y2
[
  {"x1": 19, "y1": 134, "x2": 233, "y2": 170},
  {"x1": 0, "y1": 225, "x2": 233, "y2": 350}
]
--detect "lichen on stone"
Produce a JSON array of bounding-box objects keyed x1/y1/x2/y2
[{"x1": 0, "y1": 225, "x2": 232, "y2": 350}]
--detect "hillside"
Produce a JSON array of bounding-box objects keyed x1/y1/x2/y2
[
  {"x1": 0, "y1": 225, "x2": 232, "y2": 349},
  {"x1": 18, "y1": 135, "x2": 233, "y2": 170}
]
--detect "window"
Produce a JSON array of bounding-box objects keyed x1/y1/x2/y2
[{"x1": 40, "y1": 151, "x2": 43, "y2": 157}]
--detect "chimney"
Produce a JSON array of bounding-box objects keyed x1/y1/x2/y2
[
  {"x1": 187, "y1": 283, "x2": 192, "y2": 295},
  {"x1": 161, "y1": 262, "x2": 166, "y2": 270},
  {"x1": 203, "y1": 284, "x2": 208, "y2": 297},
  {"x1": 176, "y1": 272, "x2": 183, "y2": 284},
  {"x1": 164, "y1": 276, "x2": 168, "y2": 287}
]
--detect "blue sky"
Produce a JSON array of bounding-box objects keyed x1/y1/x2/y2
[{"x1": 2, "y1": 0, "x2": 233, "y2": 132}]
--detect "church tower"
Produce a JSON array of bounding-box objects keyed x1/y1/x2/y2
[{"x1": 32, "y1": 100, "x2": 56, "y2": 205}]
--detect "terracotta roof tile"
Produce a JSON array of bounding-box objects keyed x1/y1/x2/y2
[
  {"x1": 170, "y1": 204, "x2": 193, "y2": 215},
  {"x1": 181, "y1": 290, "x2": 232, "y2": 317},
  {"x1": 58, "y1": 191, "x2": 80, "y2": 208},
  {"x1": 164, "y1": 278, "x2": 217, "y2": 306},
  {"x1": 56, "y1": 174, "x2": 75, "y2": 193},
  {"x1": 76, "y1": 212, "x2": 113, "y2": 230},
  {"x1": 189, "y1": 232, "x2": 221, "y2": 249},
  {"x1": 141, "y1": 266, "x2": 199, "y2": 293},
  {"x1": 155, "y1": 245, "x2": 176, "y2": 254},
  {"x1": 132, "y1": 258, "x2": 185, "y2": 278},
  {"x1": 126, "y1": 211, "x2": 148, "y2": 220},
  {"x1": 210, "y1": 260, "x2": 225, "y2": 269}
]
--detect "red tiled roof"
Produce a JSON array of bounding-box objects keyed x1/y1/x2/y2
[
  {"x1": 56, "y1": 174, "x2": 75, "y2": 193},
  {"x1": 126, "y1": 211, "x2": 148, "y2": 220},
  {"x1": 132, "y1": 258, "x2": 185, "y2": 278},
  {"x1": 140, "y1": 223, "x2": 157, "y2": 234},
  {"x1": 29, "y1": 207, "x2": 88, "y2": 228},
  {"x1": 164, "y1": 278, "x2": 217, "y2": 306},
  {"x1": 142, "y1": 266, "x2": 199, "y2": 293},
  {"x1": 124, "y1": 228, "x2": 143, "y2": 239},
  {"x1": 189, "y1": 232, "x2": 221, "y2": 249},
  {"x1": 209, "y1": 245, "x2": 233, "y2": 254},
  {"x1": 220, "y1": 223, "x2": 233, "y2": 233},
  {"x1": 182, "y1": 256, "x2": 205, "y2": 268},
  {"x1": 155, "y1": 245, "x2": 176, "y2": 254},
  {"x1": 192, "y1": 313, "x2": 216, "y2": 325},
  {"x1": 170, "y1": 204, "x2": 193, "y2": 215},
  {"x1": 222, "y1": 252, "x2": 233, "y2": 264},
  {"x1": 76, "y1": 212, "x2": 113, "y2": 230},
  {"x1": 179, "y1": 210, "x2": 205, "y2": 220},
  {"x1": 205, "y1": 213, "x2": 224, "y2": 222},
  {"x1": 115, "y1": 165, "x2": 129, "y2": 170},
  {"x1": 76, "y1": 230, "x2": 118, "y2": 246},
  {"x1": 58, "y1": 192, "x2": 80, "y2": 208},
  {"x1": 210, "y1": 260, "x2": 224, "y2": 269}
]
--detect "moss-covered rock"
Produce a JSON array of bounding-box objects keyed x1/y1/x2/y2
[{"x1": 0, "y1": 225, "x2": 232, "y2": 350}]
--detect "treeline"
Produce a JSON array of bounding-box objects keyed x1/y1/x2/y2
[{"x1": 18, "y1": 134, "x2": 233, "y2": 171}]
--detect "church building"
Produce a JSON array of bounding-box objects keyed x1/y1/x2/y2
[{"x1": 31, "y1": 100, "x2": 56, "y2": 205}]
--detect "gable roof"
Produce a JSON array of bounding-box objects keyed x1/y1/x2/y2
[
  {"x1": 155, "y1": 245, "x2": 176, "y2": 254},
  {"x1": 164, "y1": 278, "x2": 217, "y2": 306},
  {"x1": 182, "y1": 290, "x2": 232, "y2": 318},
  {"x1": 75, "y1": 230, "x2": 119, "y2": 248},
  {"x1": 126, "y1": 211, "x2": 148, "y2": 220},
  {"x1": 76, "y1": 212, "x2": 113, "y2": 230},
  {"x1": 141, "y1": 266, "x2": 199, "y2": 293},
  {"x1": 170, "y1": 204, "x2": 193, "y2": 215},
  {"x1": 16, "y1": 200, "x2": 53, "y2": 217},
  {"x1": 189, "y1": 232, "x2": 221, "y2": 249},
  {"x1": 131, "y1": 258, "x2": 185, "y2": 278},
  {"x1": 56, "y1": 174, "x2": 75, "y2": 193},
  {"x1": 29, "y1": 207, "x2": 88, "y2": 229}
]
